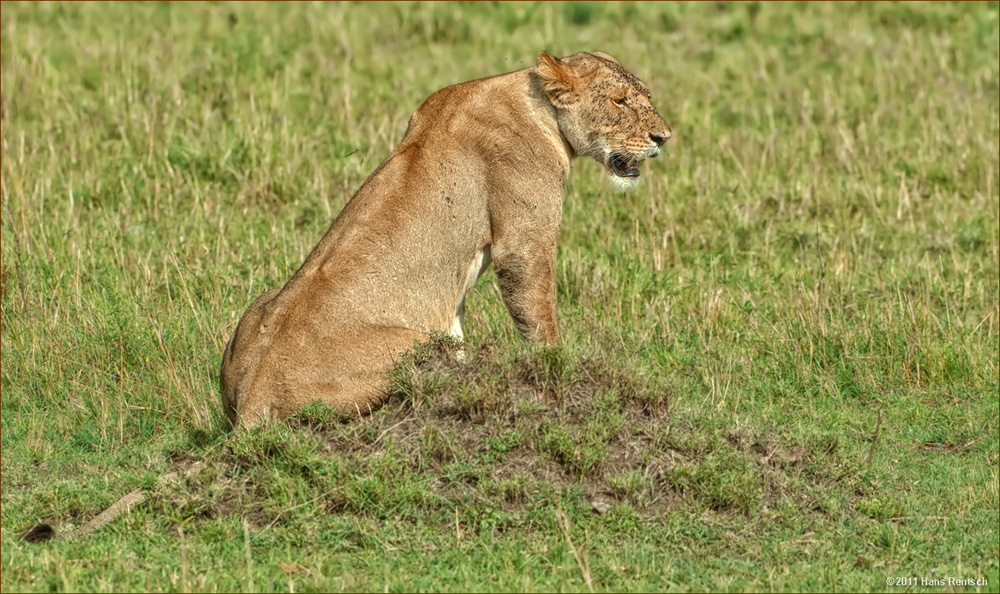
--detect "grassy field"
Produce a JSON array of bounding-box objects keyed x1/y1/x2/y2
[{"x1": 2, "y1": 1, "x2": 998, "y2": 591}]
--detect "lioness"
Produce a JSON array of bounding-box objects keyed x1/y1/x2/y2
[{"x1": 221, "y1": 51, "x2": 671, "y2": 427}]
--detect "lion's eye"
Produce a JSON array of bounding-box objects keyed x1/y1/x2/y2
[{"x1": 613, "y1": 97, "x2": 627, "y2": 106}]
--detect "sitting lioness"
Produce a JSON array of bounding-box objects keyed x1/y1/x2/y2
[{"x1": 221, "y1": 51, "x2": 671, "y2": 427}]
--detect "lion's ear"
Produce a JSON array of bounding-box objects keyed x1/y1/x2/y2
[{"x1": 535, "y1": 51, "x2": 579, "y2": 107}]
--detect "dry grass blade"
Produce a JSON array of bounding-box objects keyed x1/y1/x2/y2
[{"x1": 556, "y1": 506, "x2": 594, "y2": 593}]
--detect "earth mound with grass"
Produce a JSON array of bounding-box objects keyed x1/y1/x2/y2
[{"x1": 192, "y1": 337, "x2": 857, "y2": 538}]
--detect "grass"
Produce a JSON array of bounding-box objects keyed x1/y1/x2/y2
[{"x1": 2, "y1": 1, "x2": 998, "y2": 591}]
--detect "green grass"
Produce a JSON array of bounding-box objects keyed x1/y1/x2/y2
[{"x1": 2, "y1": 1, "x2": 998, "y2": 591}]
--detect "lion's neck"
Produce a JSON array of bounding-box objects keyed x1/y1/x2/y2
[{"x1": 519, "y1": 71, "x2": 574, "y2": 168}]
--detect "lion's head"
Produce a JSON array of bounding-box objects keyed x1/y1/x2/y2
[{"x1": 534, "y1": 51, "x2": 671, "y2": 191}]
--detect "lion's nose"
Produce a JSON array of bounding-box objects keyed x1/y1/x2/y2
[{"x1": 650, "y1": 127, "x2": 671, "y2": 146}]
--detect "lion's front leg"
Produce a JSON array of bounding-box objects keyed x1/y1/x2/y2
[{"x1": 491, "y1": 240, "x2": 560, "y2": 345}]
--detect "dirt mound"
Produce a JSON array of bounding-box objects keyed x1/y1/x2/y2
[
  {"x1": 22, "y1": 338, "x2": 847, "y2": 544},
  {"x1": 268, "y1": 337, "x2": 815, "y2": 520}
]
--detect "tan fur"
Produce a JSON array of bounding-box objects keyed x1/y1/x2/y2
[{"x1": 220, "y1": 51, "x2": 671, "y2": 427}]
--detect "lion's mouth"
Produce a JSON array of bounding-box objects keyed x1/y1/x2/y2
[{"x1": 609, "y1": 153, "x2": 641, "y2": 178}]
